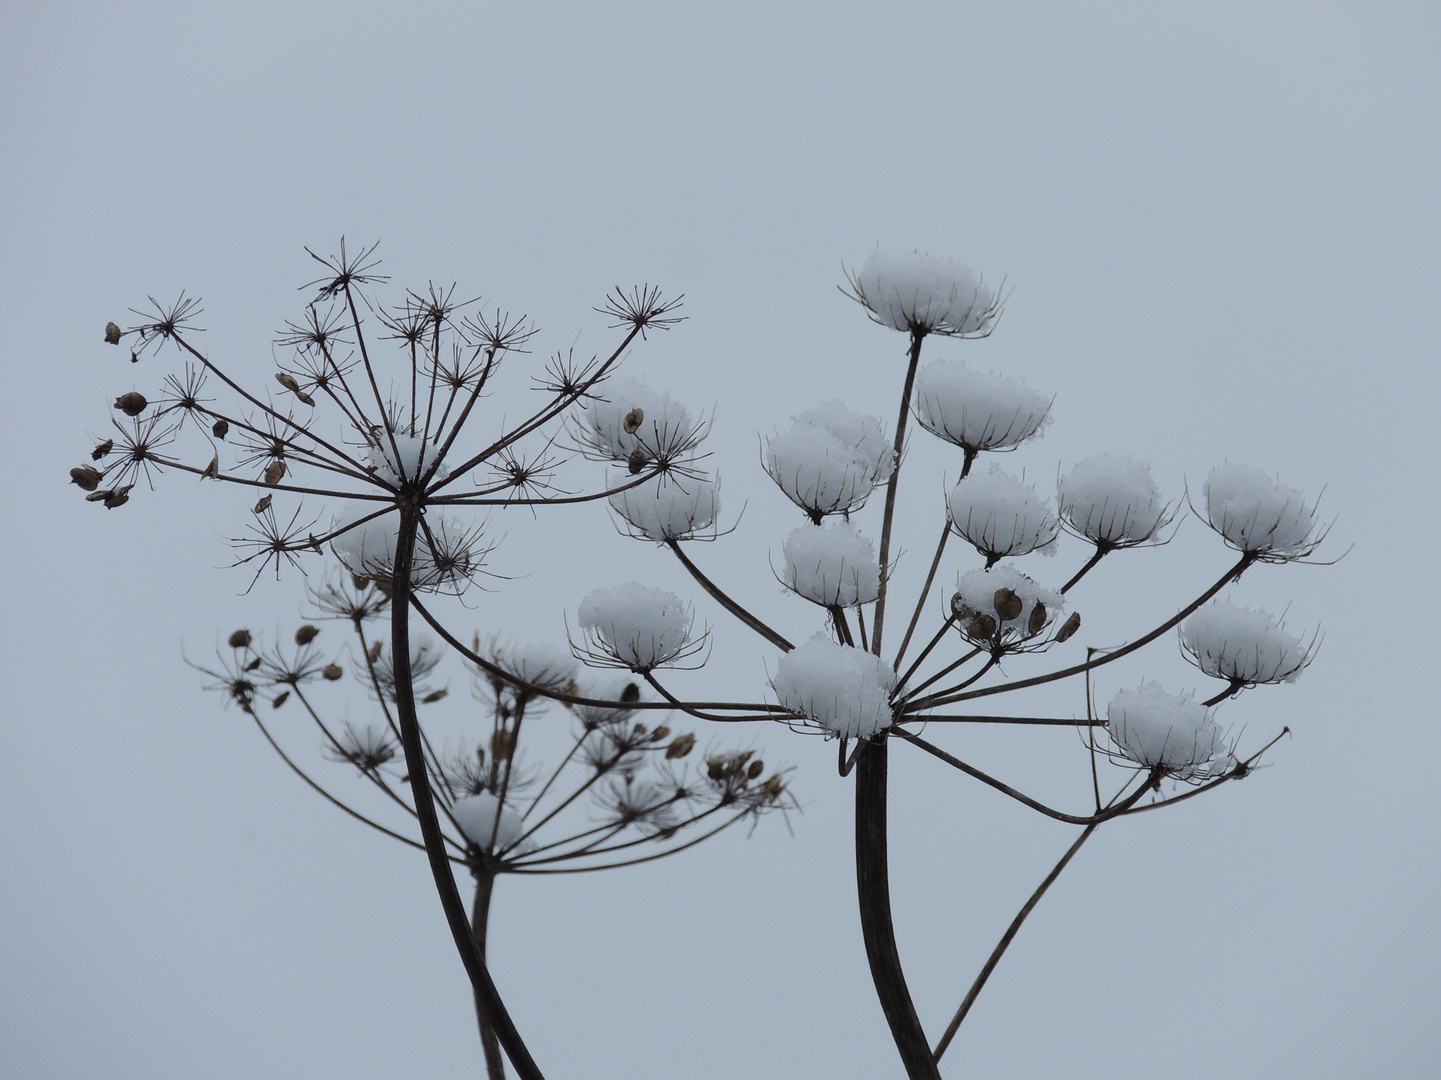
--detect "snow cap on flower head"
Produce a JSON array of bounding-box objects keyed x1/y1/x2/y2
[{"x1": 848, "y1": 250, "x2": 1000, "y2": 337}]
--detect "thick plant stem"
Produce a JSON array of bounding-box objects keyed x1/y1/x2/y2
[
  {"x1": 390, "y1": 508, "x2": 545, "y2": 1080},
  {"x1": 856, "y1": 737, "x2": 941, "y2": 1080},
  {"x1": 471, "y1": 870, "x2": 506, "y2": 1080}
]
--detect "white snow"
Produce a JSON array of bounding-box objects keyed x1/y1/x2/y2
[
  {"x1": 1181, "y1": 601, "x2": 1311, "y2": 685},
  {"x1": 780, "y1": 521, "x2": 881, "y2": 608},
  {"x1": 368, "y1": 432, "x2": 449, "y2": 486},
  {"x1": 1058, "y1": 455, "x2": 1169, "y2": 547},
  {"x1": 452, "y1": 792, "x2": 535, "y2": 853},
  {"x1": 491, "y1": 640, "x2": 578, "y2": 692},
  {"x1": 914, "y1": 360, "x2": 1050, "y2": 452},
  {"x1": 765, "y1": 401, "x2": 895, "y2": 517},
  {"x1": 948, "y1": 465, "x2": 1060, "y2": 561},
  {"x1": 581, "y1": 375, "x2": 703, "y2": 461},
  {"x1": 611, "y1": 472, "x2": 720, "y2": 541},
  {"x1": 577, "y1": 582, "x2": 694, "y2": 670},
  {"x1": 1106, "y1": 682, "x2": 1228, "y2": 779},
  {"x1": 952, "y1": 564, "x2": 1063, "y2": 640},
  {"x1": 771, "y1": 634, "x2": 897, "y2": 739},
  {"x1": 330, "y1": 511, "x2": 483, "y2": 593},
  {"x1": 568, "y1": 673, "x2": 645, "y2": 728},
  {"x1": 852, "y1": 250, "x2": 997, "y2": 336},
  {"x1": 1204, "y1": 464, "x2": 1319, "y2": 558}
]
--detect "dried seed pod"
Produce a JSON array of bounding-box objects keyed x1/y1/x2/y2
[
  {"x1": 70, "y1": 465, "x2": 102, "y2": 491},
  {"x1": 666, "y1": 732, "x2": 697, "y2": 759},
  {"x1": 295, "y1": 391, "x2": 315, "y2": 407},
  {"x1": 422, "y1": 688, "x2": 448, "y2": 704},
  {"x1": 103, "y1": 489, "x2": 130, "y2": 509},
  {"x1": 262, "y1": 460, "x2": 286, "y2": 485},
  {"x1": 633, "y1": 722, "x2": 648, "y2": 736},
  {"x1": 623, "y1": 407, "x2": 645, "y2": 434},
  {"x1": 352, "y1": 573, "x2": 370, "y2": 591},
  {"x1": 993, "y1": 588, "x2": 1023, "y2": 621},
  {"x1": 228, "y1": 629, "x2": 253, "y2": 649},
  {"x1": 252, "y1": 495, "x2": 272, "y2": 514},
  {"x1": 706, "y1": 757, "x2": 726, "y2": 781},
  {"x1": 1028, "y1": 602, "x2": 1048, "y2": 636},
  {"x1": 620, "y1": 681, "x2": 641, "y2": 704},
  {"x1": 275, "y1": 372, "x2": 301, "y2": 393},
  {"x1": 1054, "y1": 611, "x2": 1081, "y2": 643},
  {"x1": 114, "y1": 392, "x2": 147, "y2": 416},
  {"x1": 211, "y1": 419, "x2": 229, "y2": 440},
  {"x1": 490, "y1": 729, "x2": 516, "y2": 760},
  {"x1": 271, "y1": 690, "x2": 290, "y2": 709},
  {"x1": 761, "y1": 774, "x2": 785, "y2": 797},
  {"x1": 950, "y1": 592, "x2": 971, "y2": 619},
  {"x1": 967, "y1": 612, "x2": 997, "y2": 639},
  {"x1": 366, "y1": 639, "x2": 384, "y2": 663},
  {"x1": 91, "y1": 439, "x2": 114, "y2": 460},
  {"x1": 85, "y1": 489, "x2": 112, "y2": 502},
  {"x1": 321, "y1": 663, "x2": 343, "y2": 681},
  {"x1": 244, "y1": 657, "x2": 263, "y2": 672},
  {"x1": 104, "y1": 321, "x2": 122, "y2": 345},
  {"x1": 650, "y1": 725, "x2": 671, "y2": 742},
  {"x1": 201, "y1": 453, "x2": 220, "y2": 479},
  {"x1": 627, "y1": 446, "x2": 647, "y2": 475},
  {"x1": 294, "y1": 624, "x2": 319, "y2": 645},
  {"x1": 747, "y1": 759, "x2": 764, "y2": 780}
]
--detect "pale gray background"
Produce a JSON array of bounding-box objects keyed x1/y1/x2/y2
[{"x1": 3, "y1": 3, "x2": 1437, "y2": 1078}]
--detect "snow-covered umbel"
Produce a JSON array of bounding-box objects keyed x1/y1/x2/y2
[
  {"x1": 780, "y1": 521, "x2": 881, "y2": 608},
  {"x1": 491, "y1": 640, "x2": 578, "y2": 692},
  {"x1": 568, "y1": 673, "x2": 645, "y2": 729},
  {"x1": 611, "y1": 473, "x2": 720, "y2": 541},
  {"x1": 367, "y1": 432, "x2": 450, "y2": 486},
  {"x1": 914, "y1": 360, "x2": 1050, "y2": 453},
  {"x1": 452, "y1": 792, "x2": 534, "y2": 854},
  {"x1": 771, "y1": 635, "x2": 897, "y2": 739},
  {"x1": 952, "y1": 565, "x2": 1063, "y2": 642},
  {"x1": 581, "y1": 375, "x2": 703, "y2": 461},
  {"x1": 1058, "y1": 455, "x2": 1170, "y2": 547},
  {"x1": 1181, "y1": 601, "x2": 1312, "y2": 686},
  {"x1": 331, "y1": 512, "x2": 488, "y2": 594},
  {"x1": 948, "y1": 465, "x2": 1060, "y2": 562},
  {"x1": 1204, "y1": 464, "x2": 1319, "y2": 559},
  {"x1": 576, "y1": 582, "x2": 694, "y2": 671},
  {"x1": 851, "y1": 250, "x2": 998, "y2": 337},
  {"x1": 1106, "y1": 682, "x2": 1228, "y2": 780},
  {"x1": 765, "y1": 402, "x2": 895, "y2": 518}
]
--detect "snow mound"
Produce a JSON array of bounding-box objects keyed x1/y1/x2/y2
[
  {"x1": 1181, "y1": 601, "x2": 1311, "y2": 685},
  {"x1": 948, "y1": 465, "x2": 1060, "y2": 561},
  {"x1": 772, "y1": 635, "x2": 897, "y2": 739},
  {"x1": 765, "y1": 401, "x2": 895, "y2": 517},
  {"x1": 1204, "y1": 464, "x2": 1319, "y2": 558},
  {"x1": 914, "y1": 360, "x2": 1050, "y2": 452},
  {"x1": 852, "y1": 251, "x2": 997, "y2": 336},
  {"x1": 612, "y1": 473, "x2": 720, "y2": 541},
  {"x1": 1106, "y1": 682, "x2": 1229, "y2": 779},
  {"x1": 577, "y1": 583, "x2": 694, "y2": 671},
  {"x1": 453, "y1": 792, "x2": 535, "y2": 854},
  {"x1": 1059, "y1": 455, "x2": 1169, "y2": 547},
  {"x1": 781, "y1": 521, "x2": 881, "y2": 608}
]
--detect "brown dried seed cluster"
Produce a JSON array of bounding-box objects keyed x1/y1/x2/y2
[
  {"x1": 623, "y1": 407, "x2": 645, "y2": 434},
  {"x1": 627, "y1": 446, "x2": 648, "y2": 475},
  {"x1": 70, "y1": 465, "x2": 102, "y2": 491},
  {"x1": 666, "y1": 732, "x2": 697, "y2": 759},
  {"x1": 1054, "y1": 612, "x2": 1081, "y2": 643},
  {"x1": 114, "y1": 392, "x2": 147, "y2": 417},
  {"x1": 993, "y1": 588, "x2": 1023, "y2": 621}
]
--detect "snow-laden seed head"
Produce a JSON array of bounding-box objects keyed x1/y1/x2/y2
[
  {"x1": 914, "y1": 360, "x2": 1050, "y2": 453},
  {"x1": 611, "y1": 473, "x2": 720, "y2": 542},
  {"x1": 948, "y1": 465, "x2": 1060, "y2": 563},
  {"x1": 1180, "y1": 600, "x2": 1315, "y2": 686},
  {"x1": 575, "y1": 582, "x2": 697, "y2": 672},
  {"x1": 952, "y1": 565, "x2": 1062, "y2": 648},
  {"x1": 779, "y1": 520, "x2": 881, "y2": 608},
  {"x1": 847, "y1": 250, "x2": 1000, "y2": 337},
  {"x1": 1059, "y1": 455, "x2": 1171, "y2": 548},
  {"x1": 771, "y1": 634, "x2": 898, "y2": 739},
  {"x1": 580, "y1": 376, "x2": 705, "y2": 465},
  {"x1": 1106, "y1": 681, "x2": 1231, "y2": 780},
  {"x1": 1203, "y1": 463, "x2": 1322, "y2": 560},
  {"x1": 765, "y1": 401, "x2": 895, "y2": 518},
  {"x1": 452, "y1": 792, "x2": 535, "y2": 854}
]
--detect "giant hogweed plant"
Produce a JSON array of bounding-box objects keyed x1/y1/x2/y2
[
  {"x1": 75, "y1": 243, "x2": 1329, "y2": 1079},
  {"x1": 73, "y1": 242, "x2": 793, "y2": 1080}
]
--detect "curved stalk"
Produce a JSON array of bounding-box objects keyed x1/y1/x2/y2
[{"x1": 390, "y1": 508, "x2": 545, "y2": 1080}]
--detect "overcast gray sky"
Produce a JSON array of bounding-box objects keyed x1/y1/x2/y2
[{"x1": 3, "y1": 3, "x2": 1439, "y2": 1078}]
